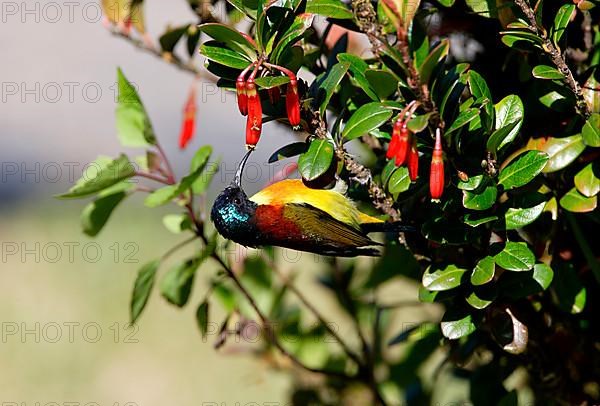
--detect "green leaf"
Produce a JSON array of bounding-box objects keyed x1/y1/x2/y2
[
  {"x1": 254, "y1": 75, "x2": 291, "y2": 89},
  {"x1": 466, "y1": 289, "x2": 494, "y2": 309},
  {"x1": 487, "y1": 121, "x2": 520, "y2": 152},
  {"x1": 419, "y1": 39, "x2": 449, "y2": 85},
  {"x1": 190, "y1": 146, "x2": 215, "y2": 194},
  {"x1": 505, "y1": 200, "x2": 546, "y2": 230},
  {"x1": 464, "y1": 213, "x2": 498, "y2": 227},
  {"x1": 297, "y1": 139, "x2": 335, "y2": 181},
  {"x1": 268, "y1": 142, "x2": 308, "y2": 163},
  {"x1": 468, "y1": 70, "x2": 494, "y2": 131},
  {"x1": 458, "y1": 175, "x2": 484, "y2": 191},
  {"x1": 465, "y1": 0, "x2": 497, "y2": 18},
  {"x1": 306, "y1": 0, "x2": 352, "y2": 18},
  {"x1": 81, "y1": 189, "x2": 128, "y2": 237},
  {"x1": 492, "y1": 95, "x2": 524, "y2": 151},
  {"x1": 407, "y1": 113, "x2": 431, "y2": 132},
  {"x1": 501, "y1": 30, "x2": 544, "y2": 47},
  {"x1": 422, "y1": 264, "x2": 467, "y2": 291},
  {"x1": 582, "y1": 114, "x2": 600, "y2": 147},
  {"x1": 272, "y1": 14, "x2": 314, "y2": 65},
  {"x1": 365, "y1": 69, "x2": 398, "y2": 100},
  {"x1": 116, "y1": 68, "x2": 156, "y2": 147},
  {"x1": 380, "y1": 0, "x2": 421, "y2": 31},
  {"x1": 198, "y1": 23, "x2": 257, "y2": 60},
  {"x1": 583, "y1": 70, "x2": 600, "y2": 113},
  {"x1": 532, "y1": 65, "x2": 564, "y2": 80},
  {"x1": 318, "y1": 61, "x2": 350, "y2": 115},
  {"x1": 196, "y1": 301, "x2": 209, "y2": 338},
  {"x1": 130, "y1": 260, "x2": 160, "y2": 323},
  {"x1": 499, "y1": 150, "x2": 549, "y2": 189},
  {"x1": 337, "y1": 54, "x2": 379, "y2": 101},
  {"x1": 160, "y1": 258, "x2": 201, "y2": 307},
  {"x1": 494, "y1": 241, "x2": 535, "y2": 271},
  {"x1": 342, "y1": 102, "x2": 393, "y2": 142},
  {"x1": 471, "y1": 256, "x2": 495, "y2": 285},
  {"x1": 381, "y1": 159, "x2": 398, "y2": 188},
  {"x1": 200, "y1": 41, "x2": 251, "y2": 69},
  {"x1": 533, "y1": 263, "x2": 554, "y2": 290},
  {"x1": 540, "y1": 134, "x2": 586, "y2": 173},
  {"x1": 441, "y1": 310, "x2": 476, "y2": 340},
  {"x1": 388, "y1": 167, "x2": 411, "y2": 194},
  {"x1": 446, "y1": 108, "x2": 480, "y2": 135},
  {"x1": 463, "y1": 182, "x2": 497, "y2": 210},
  {"x1": 551, "y1": 4, "x2": 575, "y2": 46},
  {"x1": 57, "y1": 155, "x2": 135, "y2": 199},
  {"x1": 574, "y1": 163, "x2": 600, "y2": 197},
  {"x1": 163, "y1": 213, "x2": 191, "y2": 234},
  {"x1": 560, "y1": 187, "x2": 598, "y2": 212}
]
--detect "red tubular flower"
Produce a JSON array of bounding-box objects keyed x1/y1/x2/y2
[
  {"x1": 285, "y1": 75, "x2": 300, "y2": 126},
  {"x1": 268, "y1": 86, "x2": 281, "y2": 105},
  {"x1": 429, "y1": 130, "x2": 445, "y2": 200},
  {"x1": 236, "y1": 75, "x2": 248, "y2": 116},
  {"x1": 394, "y1": 123, "x2": 410, "y2": 166},
  {"x1": 408, "y1": 139, "x2": 419, "y2": 181},
  {"x1": 245, "y1": 77, "x2": 262, "y2": 147},
  {"x1": 178, "y1": 83, "x2": 197, "y2": 150},
  {"x1": 386, "y1": 131, "x2": 400, "y2": 160}
]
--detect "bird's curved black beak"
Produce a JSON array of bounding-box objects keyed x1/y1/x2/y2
[{"x1": 232, "y1": 148, "x2": 253, "y2": 188}]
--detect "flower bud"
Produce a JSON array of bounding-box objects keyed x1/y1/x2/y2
[
  {"x1": 386, "y1": 132, "x2": 400, "y2": 160},
  {"x1": 408, "y1": 140, "x2": 419, "y2": 181},
  {"x1": 178, "y1": 83, "x2": 197, "y2": 150},
  {"x1": 429, "y1": 131, "x2": 445, "y2": 200},
  {"x1": 245, "y1": 78, "x2": 262, "y2": 147},
  {"x1": 285, "y1": 76, "x2": 301, "y2": 126}
]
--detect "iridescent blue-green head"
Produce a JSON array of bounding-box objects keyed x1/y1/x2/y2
[{"x1": 211, "y1": 149, "x2": 258, "y2": 245}]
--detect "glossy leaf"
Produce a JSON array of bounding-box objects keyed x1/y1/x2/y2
[
  {"x1": 446, "y1": 108, "x2": 480, "y2": 135},
  {"x1": 498, "y1": 150, "x2": 549, "y2": 190},
  {"x1": 318, "y1": 61, "x2": 350, "y2": 115},
  {"x1": 422, "y1": 264, "x2": 467, "y2": 291},
  {"x1": 582, "y1": 114, "x2": 600, "y2": 147},
  {"x1": 468, "y1": 70, "x2": 494, "y2": 131},
  {"x1": 551, "y1": 4, "x2": 575, "y2": 46},
  {"x1": 365, "y1": 69, "x2": 398, "y2": 100},
  {"x1": 458, "y1": 175, "x2": 484, "y2": 191},
  {"x1": 342, "y1": 102, "x2": 393, "y2": 142},
  {"x1": 464, "y1": 213, "x2": 499, "y2": 227},
  {"x1": 559, "y1": 187, "x2": 598, "y2": 213},
  {"x1": 505, "y1": 200, "x2": 546, "y2": 230},
  {"x1": 574, "y1": 163, "x2": 600, "y2": 197},
  {"x1": 540, "y1": 134, "x2": 586, "y2": 173},
  {"x1": 306, "y1": 0, "x2": 353, "y2": 18},
  {"x1": 463, "y1": 184, "x2": 497, "y2": 210},
  {"x1": 200, "y1": 41, "x2": 253, "y2": 69},
  {"x1": 494, "y1": 241, "x2": 535, "y2": 271},
  {"x1": 388, "y1": 167, "x2": 411, "y2": 194},
  {"x1": 198, "y1": 23, "x2": 257, "y2": 60},
  {"x1": 419, "y1": 39, "x2": 450, "y2": 85},
  {"x1": 297, "y1": 139, "x2": 335, "y2": 181},
  {"x1": 492, "y1": 95, "x2": 524, "y2": 151},
  {"x1": 254, "y1": 75, "x2": 291, "y2": 89},
  {"x1": 471, "y1": 256, "x2": 495, "y2": 285},
  {"x1": 130, "y1": 260, "x2": 160, "y2": 323},
  {"x1": 441, "y1": 310, "x2": 476, "y2": 339},
  {"x1": 532, "y1": 65, "x2": 564, "y2": 80}
]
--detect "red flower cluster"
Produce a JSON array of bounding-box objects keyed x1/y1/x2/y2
[
  {"x1": 387, "y1": 118, "x2": 418, "y2": 181},
  {"x1": 236, "y1": 61, "x2": 301, "y2": 148},
  {"x1": 386, "y1": 117, "x2": 445, "y2": 200}
]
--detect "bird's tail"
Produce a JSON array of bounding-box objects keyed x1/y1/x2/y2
[{"x1": 361, "y1": 221, "x2": 416, "y2": 234}]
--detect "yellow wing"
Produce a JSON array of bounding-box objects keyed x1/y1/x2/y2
[{"x1": 250, "y1": 179, "x2": 382, "y2": 229}]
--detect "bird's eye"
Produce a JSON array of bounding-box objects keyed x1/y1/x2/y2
[{"x1": 234, "y1": 198, "x2": 241, "y2": 205}]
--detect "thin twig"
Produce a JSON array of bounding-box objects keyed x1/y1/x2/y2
[
  {"x1": 513, "y1": 0, "x2": 591, "y2": 118},
  {"x1": 135, "y1": 171, "x2": 172, "y2": 184},
  {"x1": 262, "y1": 253, "x2": 364, "y2": 368}
]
